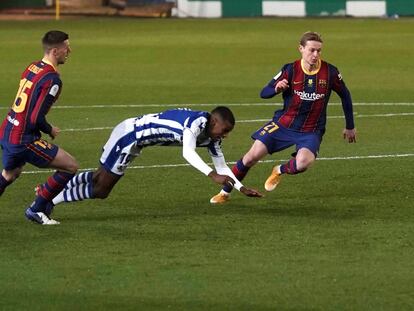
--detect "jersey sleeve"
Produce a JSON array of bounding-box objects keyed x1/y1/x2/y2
[
  {"x1": 182, "y1": 128, "x2": 213, "y2": 176},
  {"x1": 33, "y1": 74, "x2": 62, "y2": 134},
  {"x1": 184, "y1": 114, "x2": 208, "y2": 137},
  {"x1": 330, "y1": 66, "x2": 355, "y2": 129},
  {"x1": 260, "y1": 64, "x2": 290, "y2": 99},
  {"x1": 209, "y1": 142, "x2": 244, "y2": 191}
]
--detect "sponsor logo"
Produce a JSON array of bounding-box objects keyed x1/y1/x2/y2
[
  {"x1": 49, "y1": 84, "x2": 60, "y2": 97},
  {"x1": 7, "y1": 115, "x2": 19, "y2": 126},
  {"x1": 294, "y1": 90, "x2": 325, "y2": 101}
]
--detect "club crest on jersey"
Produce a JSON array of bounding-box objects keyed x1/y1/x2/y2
[{"x1": 318, "y1": 79, "x2": 327, "y2": 88}]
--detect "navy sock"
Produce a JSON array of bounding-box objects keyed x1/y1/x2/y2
[
  {"x1": 280, "y1": 159, "x2": 303, "y2": 175},
  {"x1": 30, "y1": 195, "x2": 49, "y2": 213},
  {"x1": 223, "y1": 159, "x2": 250, "y2": 193}
]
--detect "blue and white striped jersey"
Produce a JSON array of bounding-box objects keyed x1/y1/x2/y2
[
  {"x1": 100, "y1": 108, "x2": 243, "y2": 189},
  {"x1": 134, "y1": 108, "x2": 222, "y2": 157}
]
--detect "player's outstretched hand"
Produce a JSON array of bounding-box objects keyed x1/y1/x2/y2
[
  {"x1": 343, "y1": 128, "x2": 356, "y2": 143},
  {"x1": 208, "y1": 172, "x2": 235, "y2": 187},
  {"x1": 240, "y1": 186, "x2": 263, "y2": 198}
]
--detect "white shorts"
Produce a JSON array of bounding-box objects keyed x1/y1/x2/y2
[{"x1": 99, "y1": 118, "x2": 141, "y2": 176}]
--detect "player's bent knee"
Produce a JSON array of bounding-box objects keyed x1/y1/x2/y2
[
  {"x1": 67, "y1": 161, "x2": 79, "y2": 174},
  {"x1": 3, "y1": 168, "x2": 23, "y2": 181},
  {"x1": 296, "y1": 157, "x2": 314, "y2": 171},
  {"x1": 92, "y1": 183, "x2": 112, "y2": 199},
  {"x1": 93, "y1": 188, "x2": 111, "y2": 199}
]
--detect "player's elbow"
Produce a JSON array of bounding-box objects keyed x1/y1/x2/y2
[{"x1": 260, "y1": 87, "x2": 275, "y2": 99}]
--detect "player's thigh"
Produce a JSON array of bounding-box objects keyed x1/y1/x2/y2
[
  {"x1": 295, "y1": 133, "x2": 321, "y2": 169},
  {"x1": 48, "y1": 148, "x2": 78, "y2": 173},
  {"x1": 295, "y1": 133, "x2": 321, "y2": 158},
  {"x1": 243, "y1": 140, "x2": 269, "y2": 166},
  {"x1": 1, "y1": 144, "x2": 26, "y2": 180},
  {"x1": 100, "y1": 124, "x2": 141, "y2": 176},
  {"x1": 25, "y1": 139, "x2": 77, "y2": 173},
  {"x1": 24, "y1": 139, "x2": 57, "y2": 167},
  {"x1": 251, "y1": 121, "x2": 294, "y2": 155},
  {"x1": 296, "y1": 148, "x2": 316, "y2": 170},
  {"x1": 2, "y1": 167, "x2": 24, "y2": 181}
]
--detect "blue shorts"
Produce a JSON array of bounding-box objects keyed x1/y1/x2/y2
[
  {"x1": 1, "y1": 139, "x2": 59, "y2": 170},
  {"x1": 251, "y1": 121, "x2": 322, "y2": 156}
]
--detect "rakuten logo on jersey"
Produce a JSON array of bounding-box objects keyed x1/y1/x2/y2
[{"x1": 294, "y1": 90, "x2": 325, "y2": 101}]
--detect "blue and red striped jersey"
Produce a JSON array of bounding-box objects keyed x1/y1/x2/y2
[
  {"x1": 0, "y1": 59, "x2": 62, "y2": 145},
  {"x1": 260, "y1": 59, "x2": 354, "y2": 133}
]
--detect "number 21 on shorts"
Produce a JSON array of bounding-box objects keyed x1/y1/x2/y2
[{"x1": 263, "y1": 122, "x2": 279, "y2": 133}]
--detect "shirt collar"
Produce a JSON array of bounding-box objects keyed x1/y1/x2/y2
[
  {"x1": 301, "y1": 59, "x2": 321, "y2": 75},
  {"x1": 41, "y1": 58, "x2": 57, "y2": 71}
]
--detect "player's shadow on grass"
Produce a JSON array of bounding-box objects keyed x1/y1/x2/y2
[{"x1": 216, "y1": 200, "x2": 365, "y2": 221}]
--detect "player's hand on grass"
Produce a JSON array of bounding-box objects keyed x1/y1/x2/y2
[
  {"x1": 343, "y1": 128, "x2": 356, "y2": 143},
  {"x1": 50, "y1": 126, "x2": 60, "y2": 140},
  {"x1": 275, "y1": 78, "x2": 289, "y2": 93},
  {"x1": 240, "y1": 187, "x2": 263, "y2": 198},
  {"x1": 208, "y1": 172, "x2": 235, "y2": 187}
]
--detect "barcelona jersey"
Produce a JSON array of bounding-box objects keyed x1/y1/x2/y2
[
  {"x1": 0, "y1": 59, "x2": 62, "y2": 145},
  {"x1": 260, "y1": 59, "x2": 354, "y2": 133}
]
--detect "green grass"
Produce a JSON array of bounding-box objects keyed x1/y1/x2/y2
[{"x1": 0, "y1": 18, "x2": 414, "y2": 310}]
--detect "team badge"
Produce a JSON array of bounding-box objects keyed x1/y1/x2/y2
[{"x1": 318, "y1": 79, "x2": 327, "y2": 88}]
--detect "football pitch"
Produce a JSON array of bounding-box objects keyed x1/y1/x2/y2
[{"x1": 0, "y1": 17, "x2": 413, "y2": 310}]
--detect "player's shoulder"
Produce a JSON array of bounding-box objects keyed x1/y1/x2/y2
[
  {"x1": 281, "y1": 61, "x2": 296, "y2": 72},
  {"x1": 323, "y1": 60, "x2": 339, "y2": 72},
  {"x1": 27, "y1": 60, "x2": 61, "y2": 83}
]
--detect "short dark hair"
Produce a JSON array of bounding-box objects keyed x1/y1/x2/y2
[
  {"x1": 211, "y1": 106, "x2": 235, "y2": 126},
  {"x1": 42, "y1": 30, "x2": 69, "y2": 50},
  {"x1": 300, "y1": 31, "x2": 323, "y2": 46}
]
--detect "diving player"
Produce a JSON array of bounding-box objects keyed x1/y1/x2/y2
[{"x1": 46, "y1": 106, "x2": 262, "y2": 219}]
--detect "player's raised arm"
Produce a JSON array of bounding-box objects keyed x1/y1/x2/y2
[{"x1": 260, "y1": 65, "x2": 290, "y2": 98}]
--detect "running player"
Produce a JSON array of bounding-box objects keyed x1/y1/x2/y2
[
  {"x1": 210, "y1": 31, "x2": 356, "y2": 204},
  {"x1": 0, "y1": 30, "x2": 78, "y2": 224}
]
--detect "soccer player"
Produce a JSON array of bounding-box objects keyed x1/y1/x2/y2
[
  {"x1": 0, "y1": 30, "x2": 78, "y2": 224},
  {"x1": 210, "y1": 31, "x2": 356, "y2": 204},
  {"x1": 48, "y1": 107, "x2": 262, "y2": 217}
]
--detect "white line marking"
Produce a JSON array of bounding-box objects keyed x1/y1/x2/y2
[
  {"x1": 1, "y1": 102, "x2": 414, "y2": 110},
  {"x1": 60, "y1": 112, "x2": 414, "y2": 132},
  {"x1": 21, "y1": 153, "x2": 414, "y2": 175}
]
